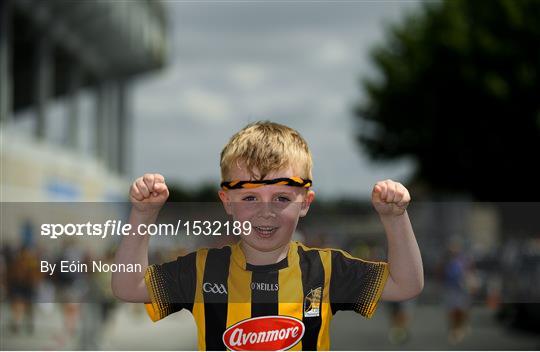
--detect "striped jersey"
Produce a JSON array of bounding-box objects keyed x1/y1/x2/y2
[{"x1": 144, "y1": 241, "x2": 389, "y2": 350}]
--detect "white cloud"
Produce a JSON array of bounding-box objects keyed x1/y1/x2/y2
[
  {"x1": 315, "y1": 39, "x2": 351, "y2": 66},
  {"x1": 228, "y1": 64, "x2": 268, "y2": 90},
  {"x1": 181, "y1": 88, "x2": 233, "y2": 123}
]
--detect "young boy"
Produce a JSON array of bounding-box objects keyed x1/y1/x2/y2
[{"x1": 112, "y1": 121, "x2": 423, "y2": 351}]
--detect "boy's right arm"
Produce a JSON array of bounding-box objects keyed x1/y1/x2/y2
[{"x1": 111, "y1": 173, "x2": 169, "y2": 303}]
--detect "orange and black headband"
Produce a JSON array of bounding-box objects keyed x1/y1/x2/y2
[{"x1": 221, "y1": 177, "x2": 312, "y2": 190}]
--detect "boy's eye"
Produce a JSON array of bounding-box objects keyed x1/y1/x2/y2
[
  {"x1": 242, "y1": 195, "x2": 257, "y2": 201},
  {"x1": 276, "y1": 196, "x2": 291, "y2": 202}
]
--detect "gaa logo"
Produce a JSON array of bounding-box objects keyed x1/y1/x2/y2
[
  {"x1": 222, "y1": 316, "x2": 305, "y2": 351},
  {"x1": 203, "y1": 282, "x2": 227, "y2": 294}
]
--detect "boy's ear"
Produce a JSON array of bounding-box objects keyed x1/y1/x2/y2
[
  {"x1": 299, "y1": 190, "x2": 315, "y2": 218},
  {"x1": 218, "y1": 190, "x2": 233, "y2": 215}
]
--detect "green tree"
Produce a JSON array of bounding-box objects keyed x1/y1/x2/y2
[
  {"x1": 355, "y1": 0, "x2": 540, "y2": 201},
  {"x1": 167, "y1": 182, "x2": 219, "y2": 202}
]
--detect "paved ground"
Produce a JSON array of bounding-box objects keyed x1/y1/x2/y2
[
  {"x1": 1, "y1": 303, "x2": 197, "y2": 350},
  {"x1": 330, "y1": 304, "x2": 539, "y2": 350},
  {"x1": 2, "y1": 302, "x2": 538, "y2": 350}
]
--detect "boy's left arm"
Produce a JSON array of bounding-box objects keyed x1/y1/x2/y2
[{"x1": 372, "y1": 179, "x2": 424, "y2": 301}]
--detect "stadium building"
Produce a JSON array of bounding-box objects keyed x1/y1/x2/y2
[{"x1": 1, "y1": 0, "x2": 168, "y2": 243}]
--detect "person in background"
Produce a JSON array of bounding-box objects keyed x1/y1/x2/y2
[{"x1": 442, "y1": 240, "x2": 477, "y2": 344}]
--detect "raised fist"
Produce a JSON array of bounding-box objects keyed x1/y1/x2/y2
[
  {"x1": 372, "y1": 179, "x2": 410, "y2": 217},
  {"x1": 129, "y1": 173, "x2": 169, "y2": 213}
]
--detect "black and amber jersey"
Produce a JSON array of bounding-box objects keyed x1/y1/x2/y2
[{"x1": 144, "y1": 241, "x2": 388, "y2": 350}]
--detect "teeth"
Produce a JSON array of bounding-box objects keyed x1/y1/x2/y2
[{"x1": 255, "y1": 226, "x2": 277, "y2": 234}]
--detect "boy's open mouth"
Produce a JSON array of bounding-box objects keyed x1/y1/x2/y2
[{"x1": 253, "y1": 226, "x2": 279, "y2": 238}]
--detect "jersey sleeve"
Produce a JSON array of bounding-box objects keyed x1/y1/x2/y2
[
  {"x1": 330, "y1": 250, "x2": 389, "y2": 318},
  {"x1": 144, "y1": 251, "x2": 196, "y2": 322}
]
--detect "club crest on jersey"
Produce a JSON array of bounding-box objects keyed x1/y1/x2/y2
[
  {"x1": 304, "y1": 287, "x2": 321, "y2": 318},
  {"x1": 223, "y1": 316, "x2": 305, "y2": 351}
]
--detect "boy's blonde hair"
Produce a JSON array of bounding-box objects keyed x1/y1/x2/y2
[{"x1": 220, "y1": 121, "x2": 313, "y2": 181}]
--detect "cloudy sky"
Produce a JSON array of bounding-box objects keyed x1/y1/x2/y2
[{"x1": 132, "y1": 1, "x2": 421, "y2": 200}]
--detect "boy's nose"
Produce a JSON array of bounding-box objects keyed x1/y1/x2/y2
[{"x1": 258, "y1": 202, "x2": 277, "y2": 218}]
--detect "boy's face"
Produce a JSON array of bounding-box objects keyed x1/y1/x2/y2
[{"x1": 218, "y1": 165, "x2": 315, "y2": 253}]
